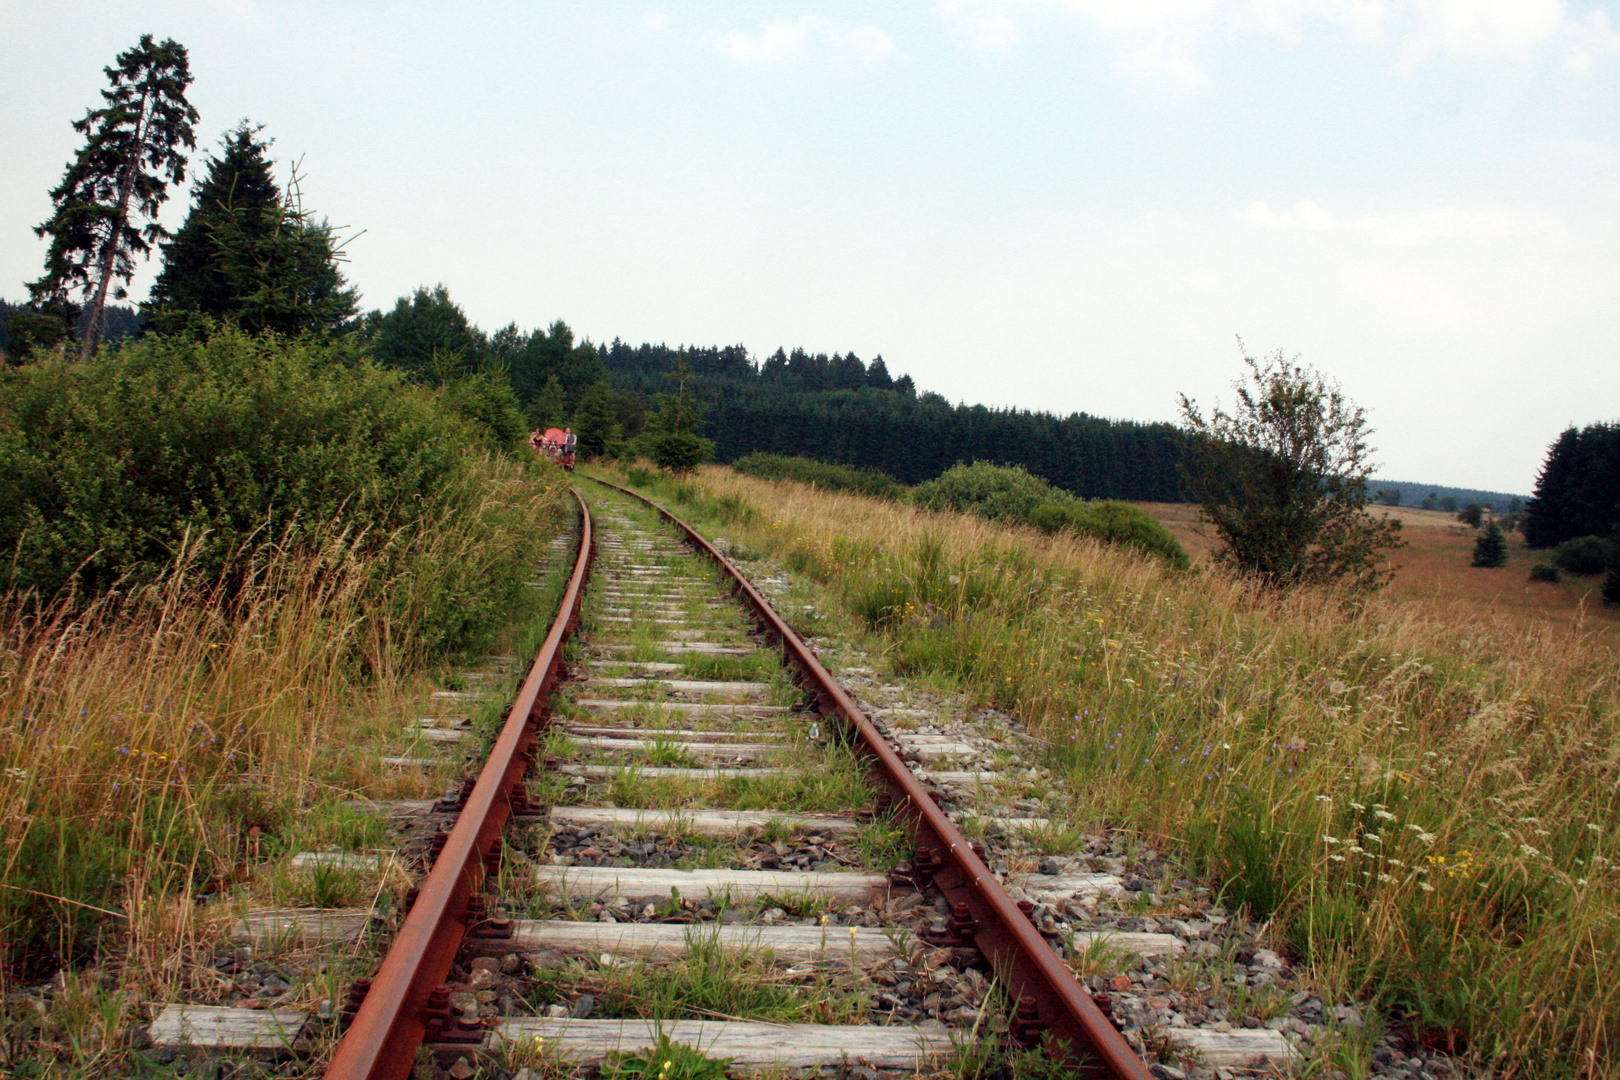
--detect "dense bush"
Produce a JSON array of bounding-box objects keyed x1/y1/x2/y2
[
  {"x1": 1528, "y1": 563, "x2": 1560, "y2": 583},
  {"x1": 0, "y1": 328, "x2": 495, "y2": 600},
  {"x1": 730, "y1": 452, "x2": 906, "y2": 501},
  {"x1": 436, "y1": 369, "x2": 530, "y2": 450},
  {"x1": 1554, "y1": 535, "x2": 1615, "y2": 576},
  {"x1": 1032, "y1": 499, "x2": 1191, "y2": 570},
  {"x1": 914, "y1": 462, "x2": 1188, "y2": 568},
  {"x1": 1604, "y1": 567, "x2": 1620, "y2": 606},
  {"x1": 911, "y1": 461, "x2": 1059, "y2": 524}
]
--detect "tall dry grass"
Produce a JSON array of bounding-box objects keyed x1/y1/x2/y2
[
  {"x1": 633, "y1": 464, "x2": 1619, "y2": 1079},
  {"x1": 0, "y1": 454, "x2": 571, "y2": 995}
]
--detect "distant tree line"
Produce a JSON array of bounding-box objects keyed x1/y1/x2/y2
[{"x1": 597, "y1": 341, "x2": 1191, "y2": 501}]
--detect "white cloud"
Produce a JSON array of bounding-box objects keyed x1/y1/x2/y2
[
  {"x1": 949, "y1": 0, "x2": 1618, "y2": 75},
  {"x1": 1244, "y1": 200, "x2": 1338, "y2": 231},
  {"x1": 723, "y1": 17, "x2": 814, "y2": 63},
  {"x1": 722, "y1": 17, "x2": 896, "y2": 64},
  {"x1": 937, "y1": 0, "x2": 1022, "y2": 49},
  {"x1": 644, "y1": 12, "x2": 670, "y2": 32},
  {"x1": 1242, "y1": 200, "x2": 1565, "y2": 246},
  {"x1": 1406, "y1": 0, "x2": 1565, "y2": 57},
  {"x1": 830, "y1": 25, "x2": 898, "y2": 62},
  {"x1": 1037, "y1": 0, "x2": 1215, "y2": 33},
  {"x1": 1246, "y1": 0, "x2": 1387, "y2": 42},
  {"x1": 1125, "y1": 37, "x2": 1208, "y2": 82}
]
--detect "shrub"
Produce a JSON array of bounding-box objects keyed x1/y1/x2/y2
[
  {"x1": 437, "y1": 368, "x2": 530, "y2": 449},
  {"x1": 911, "y1": 461, "x2": 1060, "y2": 524},
  {"x1": 1071, "y1": 500, "x2": 1190, "y2": 570},
  {"x1": 730, "y1": 452, "x2": 906, "y2": 501},
  {"x1": 1604, "y1": 567, "x2": 1620, "y2": 605},
  {"x1": 1553, "y1": 535, "x2": 1615, "y2": 576},
  {"x1": 643, "y1": 430, "x2": 714, "y2": 474},
  {"x1": 916, "y1": 463, "x2": 1189, "y2": 568},
  {"x1": 0, "y1": 327, "x2": 482, "y2": 598},
  {"x1": 1032, "y1": 501, "x2": 1189, "y2": 570},
  {"x1": 1528, "y1": 563, "x2": 1560, "y2": 583}
]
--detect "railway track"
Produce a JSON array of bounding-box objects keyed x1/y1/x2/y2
[{"x1": 148, "y1": 479, "x2": 1169, "y2": 1077}]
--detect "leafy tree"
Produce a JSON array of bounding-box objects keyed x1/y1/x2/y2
[
  {"x1": 642, "y1": 360, "x2": 714, "y2": 473},
  {"x1": 1457, "y1": 503, "x2": 1483, "y2": 527},
  {"x1": 504, "y1": 319, "x2": 604, "y2": 416},
  {"x1": 1471, "y1": 522, "x2": 1508, "y2": 568},
  {"x1": 1177, "y1": 346, "x2": 1403, "y2": 591},
  {"x1": 1603, "y1": 566, "x2": 1620, "y2": 606},
  {"x1": 26, "y1": 35, "x2": 198, "y2": 360},
  {"x1": 361, "y1": 285, "x2": 487, "y2": 380},
  {"x1": 144, "y1": 121, "x2": 282, "y2": 332},
  {"x1": 1377, "y1": 487, "x2": 1402, "y2": 507}
]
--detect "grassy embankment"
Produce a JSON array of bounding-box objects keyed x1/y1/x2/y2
[
  {"x1": 610, "y1": 463, "x2": 1618, "y2": 1079},
  {"x1": 0, "y1": 453, "x2": 574, "y2": 1073}
]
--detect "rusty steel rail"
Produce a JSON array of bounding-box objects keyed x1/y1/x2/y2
[
  {"x1": 590, "y1": 476, "x2": 1152, "y2": 1080},
  {"x1": 324, "y1": 490, "x2": 594, "y2": 1080}
]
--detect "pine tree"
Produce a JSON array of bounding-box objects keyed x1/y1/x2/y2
[
  {"x1": 28, "y1": 35, "x2": 198, "y2": 359},
  {"x1": 144, "y1": 121, "x2": 282, "y2": 334},
  {"x1": 574, "y1": 380, "x2": 623, "y2": 459},
  {"x1": 1471, "y1": 522, "x2": 1508, "y2": 568}
]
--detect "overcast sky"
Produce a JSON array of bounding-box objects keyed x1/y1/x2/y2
[{"x1": 3, "y1": 1, "x2": 1617, "y2": 494}]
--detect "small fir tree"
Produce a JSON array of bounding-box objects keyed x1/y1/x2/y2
[
  {"x1": 643, "y1": 359, "x2": 714, "y2": 474},
  {"x1": 1472, "y1": 522, "x2": 1508, "y2": 568}
]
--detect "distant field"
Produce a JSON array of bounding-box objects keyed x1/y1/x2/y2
[{"x1": 1138, "y1": 501, "x2": 1620, "y2": 640}]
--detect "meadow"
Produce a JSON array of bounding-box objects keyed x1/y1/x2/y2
[{"x1": 619, "y1": 464, "x2": 1619, "y2": 1079}]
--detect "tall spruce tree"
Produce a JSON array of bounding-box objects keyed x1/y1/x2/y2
[
  {"x1": 1523, "y1": 423, "x2": 1620, "y2": 549},
  {"x1": 202, "y1": 168, "x2": 360, "y2": 336},
  {"x1": 144, "y1": 121, "x2": 281, "y2": 334},
  {"x1": 28, "y1": 35, "x2": 198, "y2": 359}
]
